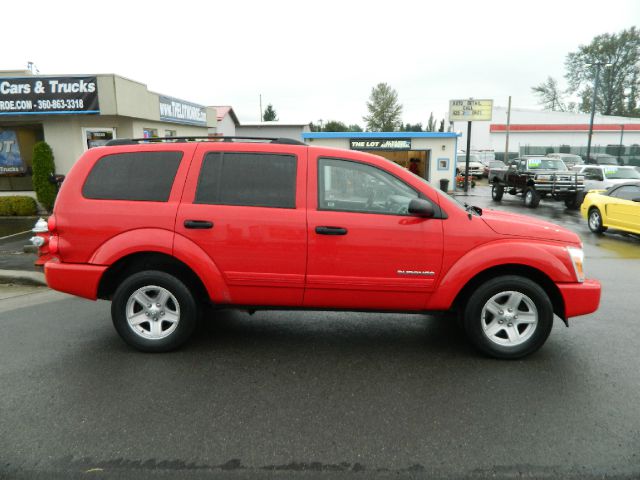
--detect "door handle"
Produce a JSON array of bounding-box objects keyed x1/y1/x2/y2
[
  {"x1": 315, "y1": 226, "x2": 348, "y2": 235},
  {"x1": 184, "y1": 220, "x2": 214, "y2": 229}
]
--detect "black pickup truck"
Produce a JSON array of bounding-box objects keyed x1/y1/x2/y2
[{"x1": 489, "y1": 156, "x2": 585, "y2": 208}]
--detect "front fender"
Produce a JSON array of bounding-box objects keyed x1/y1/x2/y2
[{"x1": 425, "y1": 239, "x2": 575, "y2": 311}]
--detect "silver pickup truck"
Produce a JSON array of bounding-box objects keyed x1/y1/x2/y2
[{"x1": 489, "y1": 156, "x2": 585, "y2": 209}]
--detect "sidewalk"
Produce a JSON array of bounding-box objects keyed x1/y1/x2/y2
[{"x1": 0, "y1": 230, "x2": 46, "y2": 286}]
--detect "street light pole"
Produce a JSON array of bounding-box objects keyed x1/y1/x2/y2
[{"x1": 585, "y1": 62, "x2": 611, "y2": 162}]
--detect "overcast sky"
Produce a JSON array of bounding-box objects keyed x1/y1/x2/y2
[{"x1": 4, "y1": 0, "x2": 639, "y2": 126}]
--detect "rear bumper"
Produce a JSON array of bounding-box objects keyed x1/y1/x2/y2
[
  {"x1": 558, "y1": 278, "x2": 601, "y2": 319},
  {"x1": 44, "y1": 259, "x2": 107, "y2": 300}
]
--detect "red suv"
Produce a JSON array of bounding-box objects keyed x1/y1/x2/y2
[{"x1": 38, "y1": 137, "x2": 601, "y2": 358}]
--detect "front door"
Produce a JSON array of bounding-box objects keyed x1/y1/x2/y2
[
  {"x1": 175, "y1": 143, "x2": 308, "y2": 306},
  {"x1": 304, "y1": 154, "x2": 444, "y2": 311}
]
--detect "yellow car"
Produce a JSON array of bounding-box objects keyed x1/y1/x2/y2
[{"x1": 581, "y1": 181, "x2": 640, "y2": 235}]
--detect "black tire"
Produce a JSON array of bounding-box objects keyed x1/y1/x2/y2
[
  {"x1": 564, "y1": 196, "x2": 579, "y2": 209},
  {"x1": 588, "y1": 207, "x2": 607, "y2": 234},
  {"x1": 491, "y1": 184, "x2": 504, "y2": 201},
  {"x1": 462, "y1": 275, "x2": 554, "y2": 359},
  {"x1": 111, "y1": 270, "x2": 199, "y2": 352},
  {"x1": 524, "y1": 187, "x2": 540, "y2": 208}
]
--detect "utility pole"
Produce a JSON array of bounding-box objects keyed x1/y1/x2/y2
[
  {"x1": 259, "y1": 94, "x2": 263, "y2": 122},
  {"x1": 504, "y1": 96, "x2": 512, "y2": 164},
  {"x1": 464, "y1": 121, "x2": 472, "y2": 192},
  {"x1": 585, "y1": 62, "x2": 611, "y2": 162}
]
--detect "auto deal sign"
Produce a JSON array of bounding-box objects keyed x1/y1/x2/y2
[{"x1": 0, "y1": 76, "x2": 100, "y2": 115}]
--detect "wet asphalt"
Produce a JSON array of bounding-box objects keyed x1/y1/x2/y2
[{"x1": 1, "y1": 186, "x2": 639, "y2": 479}]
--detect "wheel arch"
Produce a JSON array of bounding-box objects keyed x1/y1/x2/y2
[
  {"x1": 451, "y1": 264, "x2": 566, "y2": 323},
  {"x1": 97, "y1": 251, "x2": 209, "y2": 303}
]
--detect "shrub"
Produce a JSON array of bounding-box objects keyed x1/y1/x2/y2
[
  {"x1": 0, "y1": 196, "x2": 37, "y2": 216},
  {"x1": 32, "y1": 141, "x2": 57, "y2": 212}
]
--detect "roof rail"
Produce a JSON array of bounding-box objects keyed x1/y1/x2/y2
[{"x1": 104, "y1": 136, "x2": 306, "y2": 146}]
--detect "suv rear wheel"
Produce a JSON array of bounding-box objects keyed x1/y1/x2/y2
[
  {"x1": 111, "y1": 270, "x2": 199, "y2": 352},
  {"x1": 462, "y1": 275, "x2": 554, "y2": 359}
]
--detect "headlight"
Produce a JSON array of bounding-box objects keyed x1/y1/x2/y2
[{"x1": 566, "y1": 246, "x2": 585, "y2": 283}]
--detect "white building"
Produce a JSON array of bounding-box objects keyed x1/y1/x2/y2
[{"x1": 453, "y1": 107, "x2": 640, "y2": 156}]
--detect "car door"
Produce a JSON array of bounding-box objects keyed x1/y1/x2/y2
[
  {"x1": 606, "y1": 185, "x2": 640, "y2": 232},
  {"x1": 582, "y1": 167, "x2": 605, "y2": 191},
  {"x1": 304, "y1": 153, "x2": 444, "y2": 311},
  {"x1": 175, "y1": 143, "x2": 308, "y2": 306}
]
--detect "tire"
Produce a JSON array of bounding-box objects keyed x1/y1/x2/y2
[
  {"x1": 491, "y1": 184, "x2": 504, "y2": 201},
  {"x1": 588, "y1": 207, "x2": 607, "y2": 234},
  {"x1": 524, "y1": 187, "x2": 540, "y2": 208},
  {"x1": 111, "y1": 270, "x2": 199, "y2": 352},
  {"x1": 564, "y1": 196, "x2": 579, "y2": 209},
  {"x1": 462, "y1": 275, "x2": 554, "y2": 359}
]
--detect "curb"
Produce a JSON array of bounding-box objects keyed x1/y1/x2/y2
[{"x1": 0, "y1": 269, "x2": 46, "y2": 287}]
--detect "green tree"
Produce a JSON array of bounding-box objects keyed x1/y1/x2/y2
[
  {"x1": 401, "y1": 123, "x2": 423, "y2": 132},
  {"x1": 363, "y1": 83, "x2": 403, "y2": 131},
  {"x1": 532, "y1": 76, "x2": 567, "y2": 111},
  {"x1": 263, "y1": 104, "x2": 278, "y2": 121},
  {"x1": 425, "y1": 112, "x2": 438, "y2": 132},
  {"x1": 323, "y1": 120, "x2": 349, "y2": 132},
  {"x1": 32, "y1": 141, "x2": 57, "y2": 212},
  {"x1": 438, "y1": 119, "x2": 445, "y2": 132},
  {"x1": 348, "y1": 124, "x2": 363, "y2": 132},
  {"x1": 565, "y1": 26, "x2": 640, "y2": 116}
]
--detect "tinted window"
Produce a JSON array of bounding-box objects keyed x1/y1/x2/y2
[
  {"x1": 195, "y1": 152, "x2": 297, "y2": 208},
  {"x1": 318, "y1": 158, "x2": 418, "y2": 215},
  {"x1": 83, "y1": 151, "x2": 182, "y2": 201}
]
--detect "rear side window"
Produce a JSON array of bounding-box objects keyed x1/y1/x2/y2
[
  {"x1": 83, "y1": 151, "x2": 182, "y2": 201},
  {"x1": 195, "y1": 152, "x2": 297, "y2": 208}
]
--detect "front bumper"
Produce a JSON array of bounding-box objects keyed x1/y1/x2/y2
[
  {"x1": 557, "y1": 278, "x2": 601, "y2": 319},
  {"x1": 44, "y1": 259, "x2": 107, "y2": 300}
]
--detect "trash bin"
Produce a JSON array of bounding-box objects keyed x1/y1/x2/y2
[{"x1": 439, "y1": 178, "x2": 449, "y2": 192}]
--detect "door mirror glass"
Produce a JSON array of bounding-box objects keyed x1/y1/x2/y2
[{"x1": 408, "y1": 198, "x2": 434, "y2": 217}]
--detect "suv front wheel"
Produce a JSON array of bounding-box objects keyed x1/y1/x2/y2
[
  {"x1": 462, "y1": 275, "x2": 554, "y2": 359},
  {"x1": 111, "y1": 270, "x2": 199, "y2": 352}
]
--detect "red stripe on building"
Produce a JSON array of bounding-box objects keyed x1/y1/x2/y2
[{"x1": 490, "y1": 124, "x2": 640, "y2": 132}]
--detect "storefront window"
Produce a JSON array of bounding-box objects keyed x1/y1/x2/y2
[
  {"x1": 143, "y1": 128, "x2": 158, "y2": 139},
  {"x1": 164, "y1": 129, "x2": 177, "y2": 137},
  {"x1": 84, "y1": 128, "x2": 115, "y2": 149}
]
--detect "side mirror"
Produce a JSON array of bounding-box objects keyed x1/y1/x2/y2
[
  {"x1": 408, "y1": 198, "x2": 434, "y2": 217},
  {"x1": 632, "y1": 197, "x2": 640, "y2": 203}
]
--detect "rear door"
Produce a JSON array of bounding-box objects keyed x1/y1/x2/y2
[
  {"x1": 175, "y1": 143, "x2": 308, "y2": 306},
  {"x1": 304, "y1": 152, "x2": 444, "y2": 311}
]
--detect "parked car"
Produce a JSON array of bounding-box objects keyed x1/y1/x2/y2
[
  {"x1": 489, "y1": 155, "x2": 585, "y2": 208},
  {"x1": 574, "y1": 165, "x2": 640, "y2": 192},
  {"x1": 546, "y1": 153, "x2": 583, "y2": 169},
  {"x1": 456, "y1": 153, "x2": 484, "y2": 178},
  {"x1": 585, "y1": 153, "x2": 620, "y2": 165},
  {"x1": 33, "y1": 137, "x2": 601, "y2": 359},
  {"x1": 581, "y1": 181, "x2": 640, "y2": 235}
]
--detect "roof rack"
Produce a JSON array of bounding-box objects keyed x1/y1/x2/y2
[{"x1": 105, "y1": 136, "x2": 306, "y2": 146}]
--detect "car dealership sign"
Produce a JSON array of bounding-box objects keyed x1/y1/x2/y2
[
  {"x1": 0, "y1": 76, "x2": 99, "y2": 115},
  {"x1": 159, "y1": 95, "x2": 207, "y2": 126},
  {"x1": 350, "y1": 139, "x2": 412, "y2": 150},
  {"x1": 449, "y1": 99, "x2": 493, "y2": 122}
]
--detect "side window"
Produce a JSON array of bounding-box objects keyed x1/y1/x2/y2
[
  {"x1": 82, "y1": 151, "x2": 182, "y2": 201},
  {"x1": 195, "y1": 152, "x2": 297, "y2": 208},
  {"x1": 611, "y1": 185, "x2": 640, "y2": 200},
  {"x1": 318, "y1": 158, "x2": 418, "y2": 215}
]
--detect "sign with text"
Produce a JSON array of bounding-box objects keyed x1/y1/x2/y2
[
  {"x1": 0, "y1": 130, "x2": 25, "y2": 175},
  {"x1": 350, "y1": 139, "x2": 412, "y2": 150},
  {"x1": 159, "y1": 95, "x2": 207, "y2": 126},
  {"x1": 0, "y1": 76, "x2": 99, "y2": 115},
  {"x1": 449, "y1": 99, "x2": 493, "y2": 122}
]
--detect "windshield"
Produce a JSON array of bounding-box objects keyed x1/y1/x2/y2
[
  {"x1": 595, "y1": 156, "x2": 618, "y2": 165},
  {"x1": 528, "y1": 158, "x2": 566, "y2": 170},
  {"x1": 603, "y1": 167, "x2": 640, "y2": 179}
]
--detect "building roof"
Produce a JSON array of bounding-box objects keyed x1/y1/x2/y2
[
  {"x1": 211, "y1": 106, "x2": 239, "y2": 125},
  {"x1": 490, "y1": 124, "x2": 640, "y2": 132},
  {"x1": 241, "y1": 121, "x2": 310, "y2": 127},
  {"x1": 303, "y1": 131, "x2": 460, "y2": 139}
]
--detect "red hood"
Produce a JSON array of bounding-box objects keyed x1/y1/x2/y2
[{"x1": 480, "y1": 208, "x2": 581, "y2": 245}]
